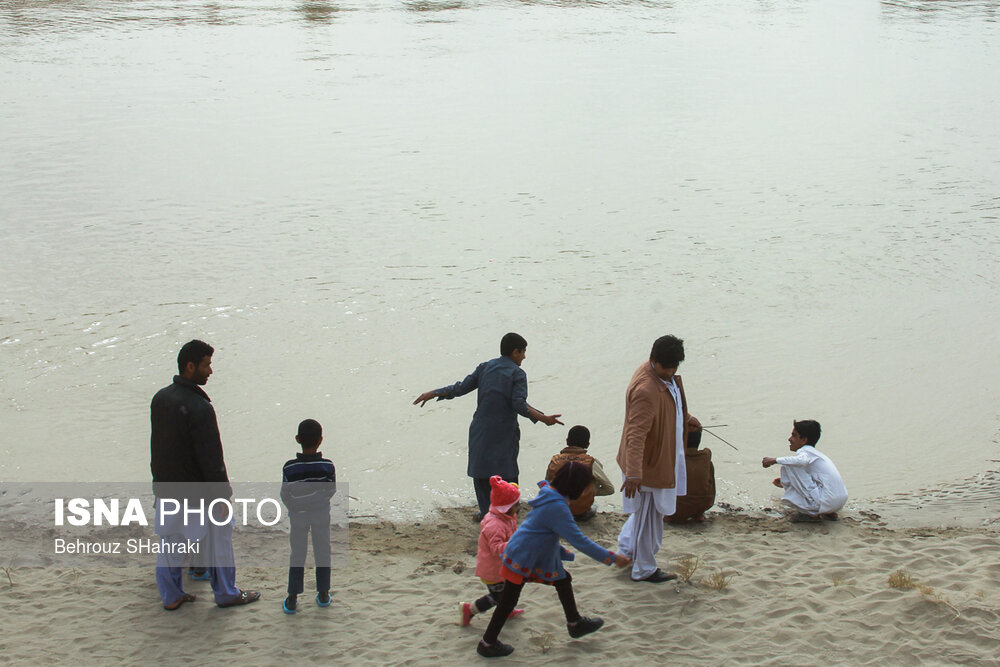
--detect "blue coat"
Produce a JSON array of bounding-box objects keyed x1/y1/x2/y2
[
  {"x1": 435, "y1": 356, "x2": 536, "y2": 479},
  {"x1": 501, "y1": 482, "x2": 616, "y2": 583}
]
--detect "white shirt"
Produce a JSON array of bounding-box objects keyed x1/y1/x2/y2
[{"x1": 776, "y1": 445, "x2": 848, "y2": 514}]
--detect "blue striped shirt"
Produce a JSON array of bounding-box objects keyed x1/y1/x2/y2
[{"x1": 281, "y1": 452, "x2": 336, "y2": 512}]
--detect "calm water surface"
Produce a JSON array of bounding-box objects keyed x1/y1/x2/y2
[{"x1": 2, "y1": 0, "x2": 998, "y2": 524}]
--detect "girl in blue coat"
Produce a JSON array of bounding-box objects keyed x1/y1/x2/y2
[{"x1": 477, "y1": 462, "x2": 631, "y2": 658}]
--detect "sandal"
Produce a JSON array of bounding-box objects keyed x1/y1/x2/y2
[
  {"x1": 164, "y1": 593, "x2": 196, "y2": 611},
  {"x1": 217, "y1": 589, "x2": 261, "y2": 607}
]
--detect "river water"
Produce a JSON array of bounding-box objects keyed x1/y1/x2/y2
[{"x1": 2, "y1": 0, "x2": 998, "y2": 525}]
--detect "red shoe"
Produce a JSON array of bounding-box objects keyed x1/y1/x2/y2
[
  {"x1": 460, "y1": 602, "x2": 474, "y2": 627},
  {"x1": 508, "y1": 608, "x2": 525, "y2": 620}
]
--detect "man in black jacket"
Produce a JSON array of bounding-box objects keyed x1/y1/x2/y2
[{"x1": 150, "y1": 339, "x2": 259, "y2": 610}]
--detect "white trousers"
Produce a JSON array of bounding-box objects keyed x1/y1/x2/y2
[
  {"x1": 617, "y1": 490, "x2": 663, "y2": 580},
  {"x1": 779, "y1": 466, "x2": 820, "y2": 514},
  {"x1": 779, "y1": 466, "x2": 847, "y2": 515}
]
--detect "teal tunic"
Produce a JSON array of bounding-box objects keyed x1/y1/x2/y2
[{"x1": 435, "y1": 356, "x2": 536, "y2": 479}]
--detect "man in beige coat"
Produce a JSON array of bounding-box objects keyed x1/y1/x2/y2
[{"x1": 616, "y1": 335, "x2": 701, "y2": 582}]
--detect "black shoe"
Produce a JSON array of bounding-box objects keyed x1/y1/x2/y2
[
  {"x1": 568, "y1": 616, "x2": 604, "y2": 638},
  {"x1": 473, "y1": 512, "x2": 484, "y2": 523},
  {"x1": 631, "y1": 568, "x2": 677, "y2": 583},
  {"x1": 477, "y1": 640, "x2": 514, "y2": 657}
]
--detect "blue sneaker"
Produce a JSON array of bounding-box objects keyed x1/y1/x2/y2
[
  {"x1": 283, "y1": 596, "x2": 297, "y2": 614},
  {"x1": 316, "y1": 592, "x2": 331, "y2": 607}
]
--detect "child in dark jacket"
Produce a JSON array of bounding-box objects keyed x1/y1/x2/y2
[{"x1": 476, "y1": 462, "x2": 631, "y2": 658}]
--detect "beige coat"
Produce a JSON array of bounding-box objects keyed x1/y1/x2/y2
[{"x1": 616, "y1": 362, "x2": 689, "y2": 489}]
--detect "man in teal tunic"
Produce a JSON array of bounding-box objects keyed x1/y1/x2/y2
[{"x1": 414, "y1": 332, "x2": 564, "y2": 520}]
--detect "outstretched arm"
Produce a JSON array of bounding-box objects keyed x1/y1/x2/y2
[
  {"x1": 413, "y1": 391, "x2": 439, "y2": 407},
  {"x1": 511, "y1": 367, "x2": 563, "y2": 425},
  {"x1": 764, "y1": 450, "x2": 812, "y2": 468},
  {"x1": 414, "y1": 364, "x2": 484, "y2": 407},
  {"x1": 527, "y1": 406, "x2": 563, "y2": 426},
  {"x1": 554, "y1": 506, "x2": 616, "y2": 565},
  {"x1": 613, "y1": 553, "x2": 632, "y2": 568}
]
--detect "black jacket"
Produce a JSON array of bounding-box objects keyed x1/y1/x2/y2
[{"x1": 150, "y1": 375, "x2": 231, "y2": 497}]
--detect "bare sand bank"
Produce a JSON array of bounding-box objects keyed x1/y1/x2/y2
[{"x1": 2, "y1": 506, "x2": 999, "y2": 665}]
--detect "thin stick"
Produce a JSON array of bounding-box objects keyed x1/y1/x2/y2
[
  {"x1": 701, "y1": 424, "x2": 729, "y2": 429},
  {"x1": 701, "y1": 428, "x2": 740, "y2": 451}
]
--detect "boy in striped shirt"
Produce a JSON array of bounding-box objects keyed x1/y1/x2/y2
[{"x1": 281, "y1": 419, "x2": 337, "y2": 614}]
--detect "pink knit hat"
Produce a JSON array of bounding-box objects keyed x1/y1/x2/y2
[{"x1": 489, "y1": 475, "x2": 520, "y2": 513}]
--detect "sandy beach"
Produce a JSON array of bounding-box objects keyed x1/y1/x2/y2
[
  {"x1": 3, "y1": 0, "x2": 999, "y2": 663},
  {"x1": 2, "y1": 504, "x2": 998, "y2": 665}
]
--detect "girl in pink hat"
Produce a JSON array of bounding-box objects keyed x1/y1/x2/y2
[{"x1": 460, "y1": 476, "x2": 525, "y2": 626}]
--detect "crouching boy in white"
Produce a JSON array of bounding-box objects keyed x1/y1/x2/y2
[{"x1": 762, "y1": 420, "x2": 847, "y2": 523}]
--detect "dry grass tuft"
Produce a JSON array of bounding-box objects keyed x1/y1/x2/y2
[
  {"x1": 2, "y1": 566, "x2": 12, "y2": 586},
  {"x1": 702, "y1": 570, "x2": 739, "y2": 591},
  {"x1": 887, "y1": 569, "x2": 960, "y2": 618},
  {"x1": 887, "y1": 569, "x2": 916, "y2": 589},
  {"x1": 673, "y1": 555, "x2": 703, "y2": 583}
]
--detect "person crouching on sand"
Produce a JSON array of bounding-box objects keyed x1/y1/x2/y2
[
  {"x1": 476, "y1": 462, "x2": 631, "y2": 658},
  {"x1": 665, "y1": 428, "x2": 715, "y2": 524},
  {"x1": 762, "y1": 419, "x2": 848, "y2": 523},
  {"x1": 545, "y1": 425, "x2": 616, "y2": 522},
  {"x1": 461, "y1": 476, "x2": 525, "y2": 627}
]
